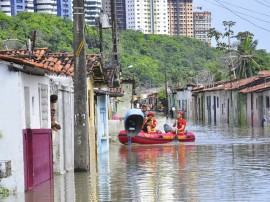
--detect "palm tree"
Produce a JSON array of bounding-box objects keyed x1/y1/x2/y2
[{"x1": 236, "y1": 32, "x2": 259, "y2": 78}]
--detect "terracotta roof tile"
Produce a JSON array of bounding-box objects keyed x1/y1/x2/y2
[
  {"x1": 240, "y1": 81, "x2": 270, "y2": 93},
  {"x1": 0, "y1": 48, "x2": 102, "y2": 77}
]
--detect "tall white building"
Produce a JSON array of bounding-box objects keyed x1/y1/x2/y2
[
  {"x1": 0, "y1": 0, "x2": 72, "y2": 19},
  {"x1": 34, "y1": 0, "x2": 57, "y2": 15},
  {"x1": 126, "y1": 0, "x2": 168, "y2": 35},
  {"x1": 193, "y1": 11, "x2": 211, "y2": 45},
  {"x1": 85, "y1": 0, "x2": 102, "y2": 26}
]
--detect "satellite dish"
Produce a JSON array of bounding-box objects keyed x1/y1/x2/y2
[{"x1": 0, "y1": 39, "x2": 27, "y2": 50}]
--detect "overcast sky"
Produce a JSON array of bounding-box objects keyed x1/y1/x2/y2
[{"x1": 193, "y1": 0, "x2": 270, "y2": 52}]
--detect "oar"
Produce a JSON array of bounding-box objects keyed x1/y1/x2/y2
[{"x1": 173, "y1": 124, "x2": 179, "y2": 142}]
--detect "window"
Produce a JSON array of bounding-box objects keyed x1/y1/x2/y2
[
  {"x1": 217, "y1": 97, "x2": 219, "y2": 108},
  {"x1": 266, "y1": 96, "x2": 270, "y2": 108},
  {"x1": 39, "y1": 84, "x2": 49, "y2": 128}
]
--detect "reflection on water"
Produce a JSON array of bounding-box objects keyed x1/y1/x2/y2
[{"x1": 2, "y1": 120, "x2": 270, "y2": 201}]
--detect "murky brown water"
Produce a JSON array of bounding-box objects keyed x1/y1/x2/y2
[{"x1": 2, "y1": 118, "x2": 270, "y2": 201}]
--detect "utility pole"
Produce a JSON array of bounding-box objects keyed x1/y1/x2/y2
[
  {"x1": 110, "y1": 0, "x2": 118, "y2": 66},
  {"x1": 165, "y1": 68, "x2": 169, "y2": 119},
  {"x1": 73, "y1": 0, "x2": 90, "y2": 171},
  {"x1": 110, "y1": 0, "x2": 121, "y2": 87}
]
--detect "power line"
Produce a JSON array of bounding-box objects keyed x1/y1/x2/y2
[
  {"x1": 205, "y1": 0, "x2": 270, "y2": 33},
  {"x1": 218, "y1": 0, "x2": 270, "y2": 18},
  {"x1": 253, "y1": 0, "x2": 270, "y2": 9}
]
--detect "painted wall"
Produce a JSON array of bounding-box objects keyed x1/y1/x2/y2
[
  {"x1": 87, "y1": 77, "x2": 96, "y2": 173},
  {"x1": 0, "y1": 64, "x2": 51, "y2": 193},
  {"x1": 0, "y1": 64, "x2": 24, "y2": 193},
  {"x1": 247, "y1": 92, "x2": 264, "y2": 127},
  {"x1": 263, "y1": 90, "x2": 270, "y2": 127},
  {"x1": 96, "y1": 93, "x2": 109, "y2": 154}
]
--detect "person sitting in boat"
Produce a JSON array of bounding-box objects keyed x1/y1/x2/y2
[
  {"x1": 171, "y1": 111, "x2": 186, "y2": 135},
  {"x1": 142, "y1": 111, "x2": 157, "y2": 133}
]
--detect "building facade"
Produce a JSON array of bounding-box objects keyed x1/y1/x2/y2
[
  {"x1": 0, "y1": 0, "x2": 34, "y2": 16},
  {"x1": 126, "y1": 0, "x2": 168, "y2": 35},
  {"x1": 0, "y1": 0, "x2": 71, "y2": 19},
  {"x1": 193, "y1": 11, "x2": 211, "y2": 44},
  {"x1": 168, "y1": 0, "x2": 193, "y2": 37},
  {"x1": 85, "y1": 0, "x2": 102, "y2": 26},
  {"x1": 102, "y1": 0, "x2": 127, "y2": 30}
]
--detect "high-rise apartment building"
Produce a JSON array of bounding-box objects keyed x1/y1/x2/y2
[
  {"x1": 0, "y1": 0, "x2": 33, "y2": 16},
  {"x1": 168, "y1": 0, "x2": 193, "y2": 37},
  {"x1": 84, "y1": 0, "x2": 102, "y2": 26},
  {"x1": 0, "y1": 0, "x2": 72, "y2": 19},
  {"x1": 34, "y1": 0, "x2": 72, "y2": 18},
  {"x1": 126, "y1": 0, "x2": 168, "y2": 35},
  {"x1": 34, "y1": 0, "x2": 57, "y2": 15},
  {"x1": 193, "y1": 11, "x2": 211, "y2": 44},
  {"x1": 102, "y1": 0, "x2": 126, "y2": 30}
]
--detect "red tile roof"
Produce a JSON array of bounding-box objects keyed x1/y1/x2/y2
[
  {"x1": 193, "y1": 77, "x2": 262, "y2": 92},
  {"x1": 0, "y1": 48, "x2": 101, "y2": 76},
  {"x1": 239, "y1": 81, "x2": 270, "y2": 93},
  {"x1": 258, "y1": 70, "x2": 270, "y2": 77}
]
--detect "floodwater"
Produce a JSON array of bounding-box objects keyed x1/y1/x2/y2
[{"x1": 2, "y1": 118, "x2": 270, "y2": 202}]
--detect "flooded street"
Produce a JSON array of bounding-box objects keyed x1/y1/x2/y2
[{"x1": 2, "y1": 118, "x2": 270, "y2": 202}]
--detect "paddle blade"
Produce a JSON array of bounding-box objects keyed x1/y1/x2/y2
[{"x1": 164, "y1": 124, "x2": 173, "y2": 133}]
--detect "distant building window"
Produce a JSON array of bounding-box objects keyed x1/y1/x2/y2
[
  {"x1": 217, "y1": 97, "x2": 219, "y2": 108},
  {"x1": 266, "y1": 96, "x2": 270, "y2": 108}
]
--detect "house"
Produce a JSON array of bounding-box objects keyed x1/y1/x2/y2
[
  {"x1": 240, "y1": 74, "x2": 270, "y2": 127},
  {"x1": 0, "y1": 48, "x2": 106, "y2": 193},
  {"x1": 174, "y1": 86, "x2": 193, "y2": 119},
  {"x1": 192, "y1": 74, "x2": 270, "y2": 126},
  {"x1": 0, "y1": 48, "x2": 60, "y2": 192}
]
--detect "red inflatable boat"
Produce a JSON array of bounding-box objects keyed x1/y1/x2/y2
[{"x1": 118, "y1": 130, "x2": 195, "y2": 145}]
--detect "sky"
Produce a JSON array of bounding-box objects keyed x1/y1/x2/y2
[{"x1": 193, "y1": 0, "x2": 270, "y2": 52}]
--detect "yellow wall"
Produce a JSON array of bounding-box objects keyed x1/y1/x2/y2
[{"x1": 87, "y1": 77, "x2": 97, "y2": 198}]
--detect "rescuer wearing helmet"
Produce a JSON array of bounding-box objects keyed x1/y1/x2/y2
[
  {"x1": 142, "y1": 111, "x2": 157, "y2": 133},
  {"x1": 172, "y1": 111, "x2": 186, "y2": 135}
]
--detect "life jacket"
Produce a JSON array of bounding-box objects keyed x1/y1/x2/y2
[
  {"x1": 142, "y1": 118, "x2": 156, "y2": 132},
  {"x1": 176, "y1": 118, "x2": 186, "y2": 134}
]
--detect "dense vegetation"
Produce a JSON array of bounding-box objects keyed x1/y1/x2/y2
[{"x1": 1, "y1": 12, "x2": 269, "y2": 88}]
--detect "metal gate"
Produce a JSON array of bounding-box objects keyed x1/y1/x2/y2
[{"x1": 23, "y1": 129, "x2": 53, "y2": 190}]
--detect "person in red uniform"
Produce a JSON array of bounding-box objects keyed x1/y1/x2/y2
[
  {"x1": 172, "y1": 111, "x2": 186, "y2": 135},
  {"x1": 142, "y1": 111, "x2": 157, "y2": 133}
]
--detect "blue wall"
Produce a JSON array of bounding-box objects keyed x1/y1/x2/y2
[
  {"x1": 57, "y1": 0, "x2": 72, "y2": 19},
  {"x1": 11, "y1": 0, "x2": 25, "y2": 16}
]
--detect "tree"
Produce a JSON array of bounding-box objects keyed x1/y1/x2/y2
[{"x1": 235, "y1": 32, "x2": 259, "y2": 78}]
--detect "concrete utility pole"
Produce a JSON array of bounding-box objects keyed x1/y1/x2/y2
[
  {"x1": 165, "y1": 68, "x2": 169, "y2": 119},
  {"x1": 73, "y1": 0, "x2": 90, "y2": 171},
  {"x1": 110, "y1": 0, "x2": 118, "y2": 66}
]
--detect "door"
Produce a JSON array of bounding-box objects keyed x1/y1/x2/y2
[
  {"x1": 213, "y1": 96, "x2": 217, "y2": 124},
  {"x1": 23, "y1": 129, "x2": 53, "y2": 190},
  {"x1": 207, "y1": 96, "x2": 211, "y2": 124},
  {"x1": 258, "y1": 96, "x2": 264, "y2": 127}
]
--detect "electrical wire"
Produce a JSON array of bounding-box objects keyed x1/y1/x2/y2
[
  {"x1": 205, "y1": 0, "x2": 270, "y2": 33},
  {"x1": 217, "y1": 0, "x2": 270, "y2": 18},
  {"x1": 253, "y1": 0, "x2": 270, "y2": 9}
]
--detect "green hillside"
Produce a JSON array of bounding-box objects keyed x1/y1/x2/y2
[{"x1": 1, "y1": 12, "x2": 269, "y2": 88}]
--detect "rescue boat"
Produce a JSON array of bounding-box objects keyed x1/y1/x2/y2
[{"x1": 118, "y1": 130, "x2": 195, "y2": 145}]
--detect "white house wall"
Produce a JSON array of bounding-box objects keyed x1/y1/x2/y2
[
  {"x1": 263, "y1": 90, "x2": 270, "y2": 126},
  {"x1": 0, "y1": 64, "x2": 24, "y2": 193},
  {"x1": 0, "y1": 63, "x2": 52, "y2": 193},
  {"x1": 20, "y1": 73, "x2": 51, "y2": 129}
]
